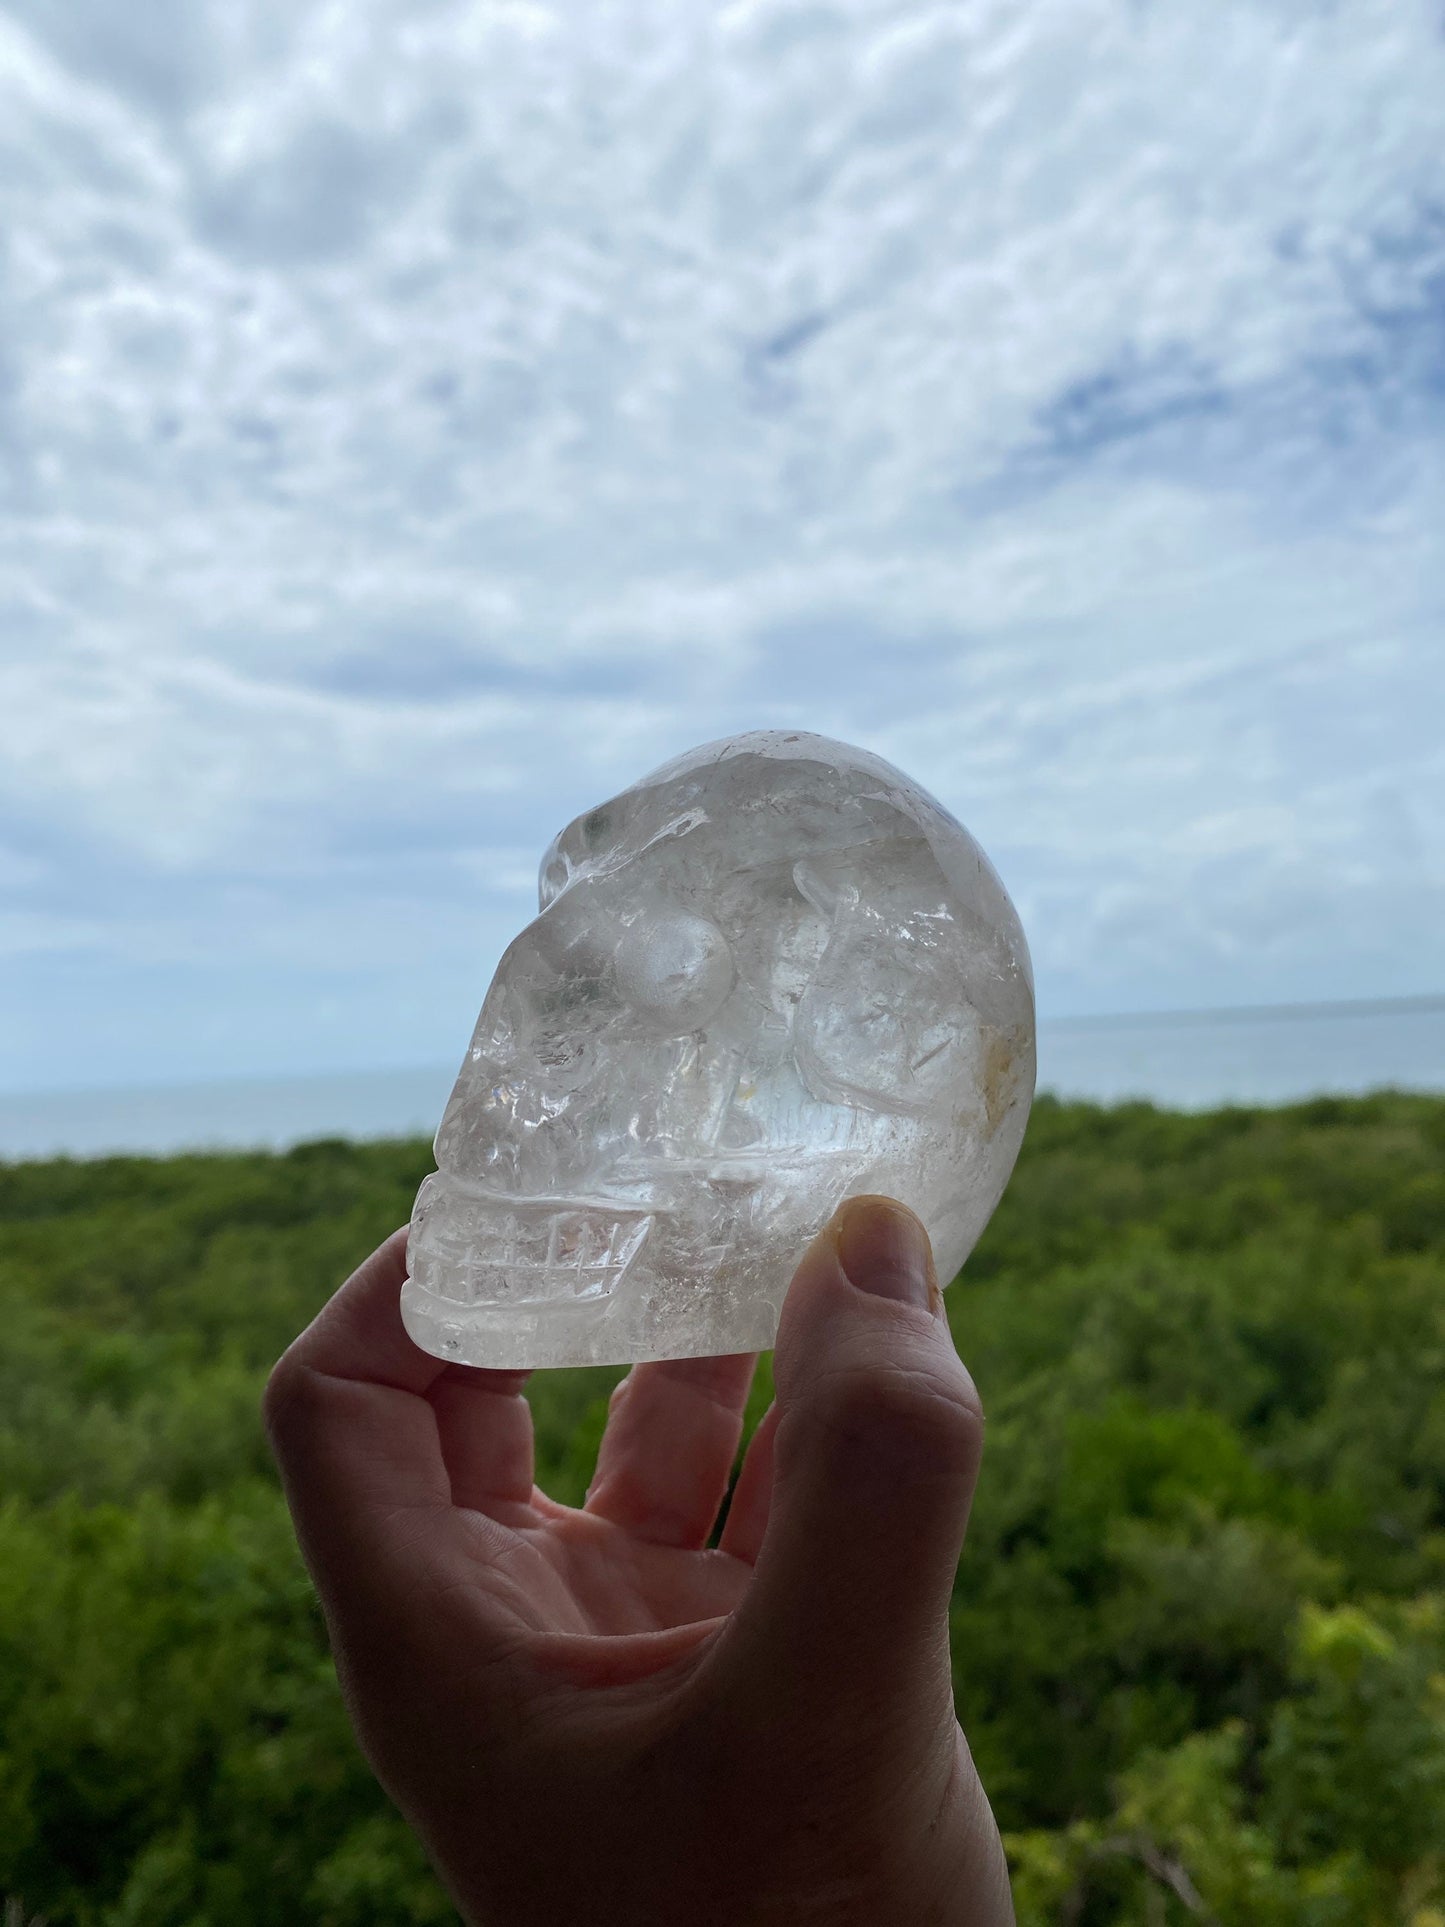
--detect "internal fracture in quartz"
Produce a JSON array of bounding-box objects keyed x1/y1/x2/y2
[{"x1": 401, "y1": 730, "x2": 1036, "y2": 1368}]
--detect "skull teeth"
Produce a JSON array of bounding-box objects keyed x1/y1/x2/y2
[{"x1": 456, "y1": 1211, "x2": 652, "y2": 1304}]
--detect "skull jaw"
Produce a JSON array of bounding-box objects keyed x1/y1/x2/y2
[
  {"x1": 401, "y1": 1167, "x2": 798, "y2": 1368},
  {"x1": 405, "y1": 1172, "x2": 655, "y2": 1330},
  {"x1": 399, "y1": 1128, "x2": 996, "y2": 1368},
  {"x1": 399, "y1": 1268, "x2": 784, "y2": 1370}
]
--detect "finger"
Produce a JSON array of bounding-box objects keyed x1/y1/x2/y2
[
  {"x1": 717, "y1": 1399, "x2": 779, "y2": 1564},
  {"x1": 275, "y1": 1224, "x2": 444, "y2": 1396},
  {"x1": 430, "y1": 1365, "x2": 536, "y2": 1513},
  {"x1": 583, "y1": 1352, "x2": 759, "y2": 1547},
  {"x1": 717, "y1": 1196, "x2": 984, "y2": 1735},
  {"x1": 263, "y1": 1228, "x2": 504, "y2": 1608}
]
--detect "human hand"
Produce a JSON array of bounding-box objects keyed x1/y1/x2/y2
[{"x1": 264, "y1": 1195, "x2": 1014, "y2": 1926}]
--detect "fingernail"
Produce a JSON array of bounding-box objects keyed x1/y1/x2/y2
[{"x1": 833, "y1": 1196, "x2": 940, "y2": 1313}]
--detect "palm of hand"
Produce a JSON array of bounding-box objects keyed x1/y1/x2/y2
[
  {"x1": 464, "y1": 1498, "x2": 752, "y2": 1639},
  {"x1": 416, "y1": 1349, "x2": 773, "y2": 1658}
]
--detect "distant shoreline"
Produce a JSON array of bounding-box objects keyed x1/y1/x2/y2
[
  {"x1": 2, "y1": 999, "x2": 1442, "y2": 1162},
  {"x1": 7, "y1": 993, "x2": 1443, "y2": 1109},
  {"x1": 1044, "y1": 992, "x2": 1445, "y2": 1030}
]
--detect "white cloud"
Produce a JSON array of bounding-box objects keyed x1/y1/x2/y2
[{"x1": 1, "y1": 0, "x2": 1442, "y2": 1085}]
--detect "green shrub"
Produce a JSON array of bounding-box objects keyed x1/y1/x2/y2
[{"x1": 1, "y1": 1095, "x2": 1441, "y2": 1923}]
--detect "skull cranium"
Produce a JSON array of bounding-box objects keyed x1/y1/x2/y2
[{"x1": 401, "y1": 730, "x2": 1035, "y2": 1367}]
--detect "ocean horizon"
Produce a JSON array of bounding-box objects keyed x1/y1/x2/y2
[{"x1": 3, "y1": 996, "x2": 1442, "y2": 1162}]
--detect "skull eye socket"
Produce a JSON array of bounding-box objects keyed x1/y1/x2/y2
[
  {"x1": 613, "y1": 912, "x2": 734, "y2": 1034},
  {"x1": 539, "y1": 853, "x2": 570, "y2": 909}
]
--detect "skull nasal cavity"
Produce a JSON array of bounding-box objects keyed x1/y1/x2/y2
[{"x1": 614, "y1": 913, "x2": 734, "y2": 1033}]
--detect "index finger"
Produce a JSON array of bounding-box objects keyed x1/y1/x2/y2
[{"x1": 263, "y1": 1227, "x2": 510, "y2": 1605}]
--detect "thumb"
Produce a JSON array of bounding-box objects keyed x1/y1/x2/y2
[{"x1": 719, "y1": 1195, "x2": 985, "y2": 1739}]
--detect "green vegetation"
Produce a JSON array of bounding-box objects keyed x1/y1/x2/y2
[{"x1": 2, "y1": 1094, "x2": 1442, "y2": 1924}]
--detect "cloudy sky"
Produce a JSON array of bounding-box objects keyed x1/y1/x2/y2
[{"x1": 2, "y1": 0, "x2": 1442, "y2": 1094}]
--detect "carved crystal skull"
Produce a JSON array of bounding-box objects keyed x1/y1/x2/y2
[{"x1": 401, "y1": 730, "x2": 1035, "y2": 1368}]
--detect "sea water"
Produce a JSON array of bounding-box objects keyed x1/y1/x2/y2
[{"x1": 1, "y1": 1000, "x2": 1441, "y2": 1161}]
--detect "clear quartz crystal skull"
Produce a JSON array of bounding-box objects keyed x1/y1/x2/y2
[{"x1": 401, "y1": 730, "x2": 1035, "y2": 1368}]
